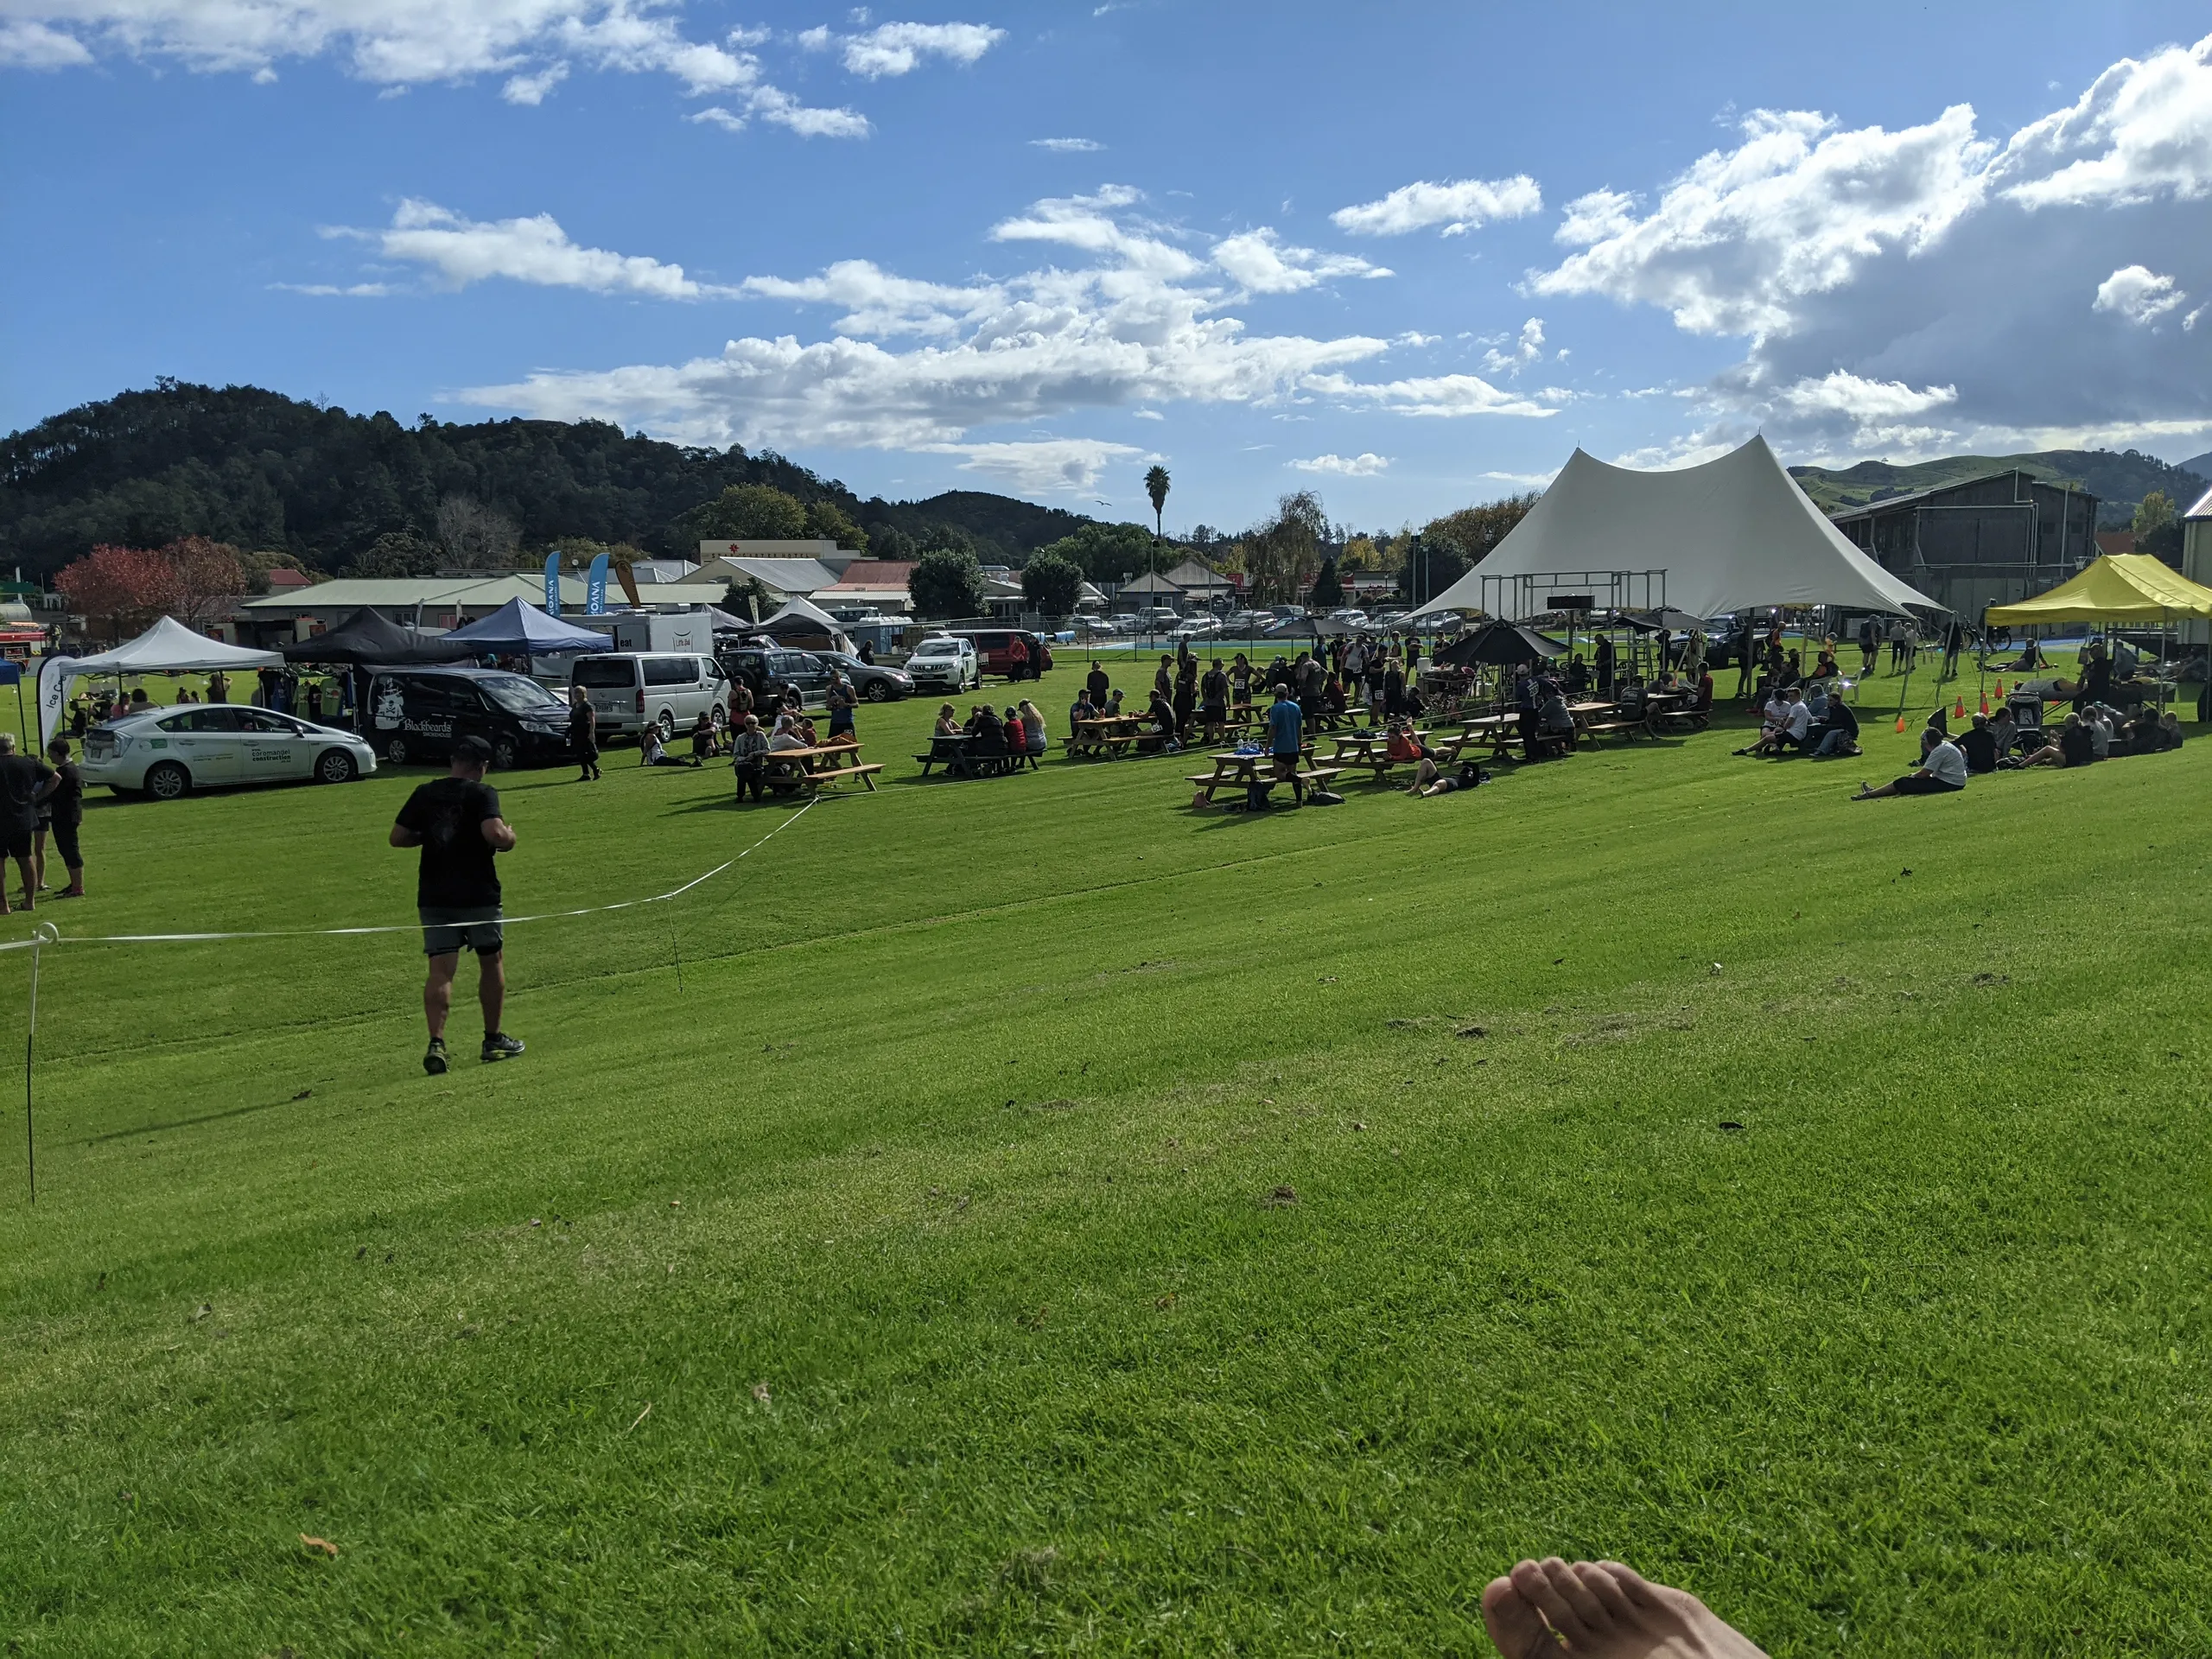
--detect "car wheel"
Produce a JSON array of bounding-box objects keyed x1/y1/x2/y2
[
  {"x1": 491, "y1": 735, "x2": 519, "y2": 771},
  {"x1": 144, "y1": 761, "x2": 190, "y2": 801},
  {"x1": 314, "y1": 748, "x2": 358, "y2": 785},
  {"x1": 658, "y1": 710, "x2": 677, "y2": 741},
  {"x1": 385, "y1": 735, "x2": 410, "y2": 766},
  {"x1": 865, "y1": 679, "x2": 891, "y2": 702},
  {"x1": 711, "y1": 703, "x2": 730, "y2": 731}
]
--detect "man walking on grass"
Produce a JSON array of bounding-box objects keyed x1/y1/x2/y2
[{"x1": 389, "y1": 735, "x2": 524, "y2": 1074}]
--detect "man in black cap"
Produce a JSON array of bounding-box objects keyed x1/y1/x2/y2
[{"x1": 389, "y1": 734, "x2": 524, "y2": 1074}]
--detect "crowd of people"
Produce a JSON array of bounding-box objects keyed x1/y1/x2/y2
[{"x1": 1065, "y1": 639, "x2": 1441, "y2": 753}]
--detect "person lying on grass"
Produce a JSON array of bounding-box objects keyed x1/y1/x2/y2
[
  {"x1": 1407, "y1": 754, "x2": 1484, "y2": 796},
  {"x1": 1483, "y1": 1557, "x2": 1766, "y2": 1657},
  {"x1": 1853, "y1": 726, "x2": 1967, "y2": 798}
]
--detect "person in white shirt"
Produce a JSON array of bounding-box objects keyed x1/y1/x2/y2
[{"x1": 1853, "y1": 728, "x2": 1967, "y2": 798}]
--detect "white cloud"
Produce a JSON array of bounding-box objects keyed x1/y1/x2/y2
[
  {"x1": 501, "y1": 60, "x2": 568, "y2": 104},
  {"x1": 1769, "y1": 370, "x2": 1958, "y2": 421},
  {"x1": 1478, "y1": 469, "x2": 1559, "y2": 488},
  {"x1": 989, "y1": 184, "x2": 1203, "y2": 278},
  {"x1": 1526, "y1": 38, "x2": 2212, "y2": 463},
  {"x1": 1289, "y1": 452, "x2": 1390, "y2": 475},
  {"x1": 1480, "y1": 316, "x2": 1545, "y2": 376},
  {"x1": 0, "y1": 0, "x2": 893, "y2": 134},
  {"x1": 2092, "y1": 263, "x2": 2187, "y2": 323},
  {"x1": 340, "y1": 199, "x2": 735, "y2": 299},
  {"x1": 1331, "y1": 175, "x2": 1542, "y2": 237},
  {"x1": 1392, "y1": 331, "x2": 1440, "y2": 347},
  {"x1": 1032, "y1": 137, "x2": 1103, "y2": 152},
  {"x1": 270, "y1": 281, "x2": 391, "y2": 297},
  {"x1": 1303, "y1": 370, "x2": 1556, "y2": 419},
  {"x1": 461, "y1": 185, "x2": 1556, "y2": 460},
  {"x1": 0, "y1": 19, "x2": 92, "y2": 65},
  {"x1": 739, "y1": 258, "x2": 998, "y2": 336},
  {"x1": 931, "y1": 439, "x2": 1140, "y2": 493},
  {"x1": 1998, "y1": 33, "x2": 2212, "y2": 207},
  {"x1": 1531, "y1": 105, "x2": 1993, "y2": 337},
  {"x1": 1210, "y1": 227, "x2": 1389, "y2": 295},
  {"x1": 836, "y1": 20, "x2": 1002, "y2": 78}
]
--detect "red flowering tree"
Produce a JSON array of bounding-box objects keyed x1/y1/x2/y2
[
  {"x1": 160, "y1": 535, "x2": 246, "y2": 631},
  {"x1": 56, "y1": 544, "x2": 181, "y2": 642}
]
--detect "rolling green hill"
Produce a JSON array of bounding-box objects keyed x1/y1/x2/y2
[{"x1": 1790, "y1": 449, "x2": 2209, "y2": 527}]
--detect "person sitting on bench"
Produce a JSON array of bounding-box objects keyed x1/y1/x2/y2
[
  {"x1": 966, "y1": 704, "x2": 1009, "y2": 767},
  {"x1": 1528, "y1": 683, "x2": 1576, "y2": 760},
  {"x1": 934, "y1": 703, "x2": 962, "y2": 738},
  {"x1": 1146, "y1": 687, "x2": 1180, "y2": 752},
  {"x1": 1853, "y1": 727, "x2": 1967, "y2": 798}
]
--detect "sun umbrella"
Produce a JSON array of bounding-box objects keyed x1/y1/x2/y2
[{"x1": 1434, "y1": 620, "x2": 1568, "y2": 668}]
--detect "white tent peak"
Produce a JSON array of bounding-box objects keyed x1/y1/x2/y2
[{"x1": 1413, "y1": 435, "x2": 1942, "y2": 620}]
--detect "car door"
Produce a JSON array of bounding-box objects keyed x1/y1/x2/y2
[
  {"x1": 233, "y1": 708, "x2": 311, "y2": 779},
  {"x1": 168, "y1": 708, "x2": 244, "y2": 783}
]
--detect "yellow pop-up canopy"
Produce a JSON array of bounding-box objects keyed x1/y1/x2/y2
[{"x1": 1985, "y1": 554, "x2": 2212, "y2": 626}]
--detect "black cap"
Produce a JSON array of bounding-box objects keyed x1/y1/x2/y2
[{"x1": 454, "y1": 734, "x2": 493, "y2": 766}]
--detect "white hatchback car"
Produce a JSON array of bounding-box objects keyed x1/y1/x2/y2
[{"x1": 79, "y1": 705, "x2": 378, "y2": 800}]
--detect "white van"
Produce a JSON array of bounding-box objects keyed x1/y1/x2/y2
[{"x1": 569, "y1": 652, "x2": 728, "y2": 740}]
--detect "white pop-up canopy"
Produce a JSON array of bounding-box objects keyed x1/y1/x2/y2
[
  {"x1": 37, "y1": 616, "x2": 282, "y2": 745},
  {"x1": 1410, "y1": 436, "x2": 1942, "y2": 622},
  {"x1": 758, "y1": 596, "x2": 854, "y2": 653}
]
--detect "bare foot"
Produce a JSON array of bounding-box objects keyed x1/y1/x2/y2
[{"x1": 1481, "y1": 1558, "x2": 1767, "y2": 1658}]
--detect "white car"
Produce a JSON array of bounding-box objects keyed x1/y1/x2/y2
[
  {"x1": 1173, "y1": 618, "x2": 1220, "y2": 640},
  {"x1": 905, "y1": 635, "x2": 980, "y2": 691},
  {"x1": 79, "y1": 705, "x2": 378, "y2": 800}
]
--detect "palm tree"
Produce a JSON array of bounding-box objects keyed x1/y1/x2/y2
[{"x1": 1142, "y1": 466, "x2": 1171, "y2": 637}]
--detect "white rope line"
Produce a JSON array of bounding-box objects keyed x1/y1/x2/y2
[{"x1": 0, "y1": 796, "x2": 817, "y2": 954}]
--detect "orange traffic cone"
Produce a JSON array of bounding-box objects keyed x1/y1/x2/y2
[
  {"x1": 1979, "y1": 695, "x2": 1990, "y2": 715},
  {"x1": 1895, "y1": 714, "x2": 1907, "y2": 733},
  {"x1": 1995, "y1": 680, "x2": 2005, "y2": 696},
  {"x1": 1955, "y1": 696, "x2": 1966, "y2": 718}
]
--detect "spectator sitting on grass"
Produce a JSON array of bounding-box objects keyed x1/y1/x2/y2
[
  {"x1": 1989, "y1": 705, "x2": 2018, "y2": 753},
  {"x1": 639, "y1": 723, "x2": 702, "y2": 768},
  {"x1": 2160, "y1": 709, "x2": 2183, "y2": 749},
  {"x1": 1957, "y1": 713, "x2": 1999, "y2": 773},
  {"x1": 2082, "y1": 702, "x2": 2115, "y2": 759},
  {"x1": 1809, "y1": 692, "x2": 1860, "y2": 759},
  {"x1": 1853, "y1": 727, "x2": 1967, "y2": 798},
  {"x1": 688, "y1": 711, "x2": 721, "y2": 760},
  {"x1": 2018, "y1": 713, "x2": 2093, "y2": 769},
  {"x1": 1734, "y1": 688, "x2": 1789, "y2": 755}
]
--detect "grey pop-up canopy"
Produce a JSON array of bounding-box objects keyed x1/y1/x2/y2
[{"x1": 1411, "y1": 436, "x2": 1941, "y2": 621}]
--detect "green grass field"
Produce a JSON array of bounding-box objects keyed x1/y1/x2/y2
[{"x1": 3, "y1": 665, "x2": 2208, "y2": 1656}]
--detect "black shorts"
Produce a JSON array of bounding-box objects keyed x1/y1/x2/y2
[
  {"x1": 1892, "y1": 774, "x2": 1963, "y2": 795},
  {"x1": 0, "y1": 829, "x2": 30, "y2": 861},
  {"x1": 420, "y1": 906, "x2": 504, "y2": 956}
]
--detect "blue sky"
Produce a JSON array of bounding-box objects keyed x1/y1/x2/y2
[{"x1": 4, "y1": 1, "x2": 2209, "y2": 531}]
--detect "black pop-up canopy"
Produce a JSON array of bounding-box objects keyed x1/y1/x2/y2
[
  {"x1": 1434, "y1": 620, "x2": 1568, "y2": 668},
  {"x1": 277, "y1": 607, "x2": 476, "y2": 665}
]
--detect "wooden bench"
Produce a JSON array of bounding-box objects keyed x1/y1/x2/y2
[
  {"x1": 1185, "y1": 762, "x2": 1342, "y2": 807},
  {"x1": 799, "y1": 761, "x2": 883, "y2": 791},
  {"x1": 1576, "y1": 720, "x2": 1647, "y2": 745}
]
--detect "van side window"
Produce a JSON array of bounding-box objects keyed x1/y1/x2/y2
[
  {"x1": 572, "y1": 658, "x2": 637, "y2": 689},
  {"x1": 643, "y1": 656, "x2": 697, "y2": 687}
]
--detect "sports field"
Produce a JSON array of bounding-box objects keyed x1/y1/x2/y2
[{"x1": 3, "y1": 668, "x2": 2208, "y2": 1654}]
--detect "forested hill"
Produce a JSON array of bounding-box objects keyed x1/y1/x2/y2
[
  {"x1": 0, "y1": 380, "x2": 1103, "y2": 576},
  {"x1": 1790, "y1": 448, "x2": 2209, "y2": 527}
]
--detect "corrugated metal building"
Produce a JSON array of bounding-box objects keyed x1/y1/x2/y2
[{"x1": 1827, "y1": 469, "x2": 2100, "y2": 619}]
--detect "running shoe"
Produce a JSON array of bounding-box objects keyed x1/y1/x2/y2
[
  {"x1": 423, "y1": 1038, "x2": 448, "y2": 1076},
  {"x1": 481, "y1": 1032, "x2": 526, "y2": 1063}
]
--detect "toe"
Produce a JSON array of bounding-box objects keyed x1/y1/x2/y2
[
  {"x1": 1510, "y1": 1559, "x2": 1594, "y2": 1645},
  {"x1": 1482, "y1": 1575, "x2": 1560, "y2": 1659}
]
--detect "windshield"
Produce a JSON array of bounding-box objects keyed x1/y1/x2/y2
[
  {"x1": 480, "y1": 673, "x2": 566, "y2": 714},
  {"x1": 914, "y1": 643, "x2": 957, "y2": 658}
]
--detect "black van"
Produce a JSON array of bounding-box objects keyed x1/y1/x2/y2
[{"x1": 365, "y1": 665, "x2": 575, "y2": 769}]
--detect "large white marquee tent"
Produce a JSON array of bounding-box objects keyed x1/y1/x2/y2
[
  {"x1": 1410, "y1": 436, "x2": 1942, "y2": 622},
  {"x1": 37, "y1": 617, "x2": 283, "y2": 746}
]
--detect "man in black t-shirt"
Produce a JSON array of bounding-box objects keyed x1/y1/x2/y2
[
  {"x1": 390, "y1": 735, "x2": 523, "y2": 1074},
  {"x1": 0, "y1": 733, "x2": 54, "y2": 914}
]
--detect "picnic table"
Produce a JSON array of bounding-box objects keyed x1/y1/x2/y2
[
  {"x1": 1184, "y1": 746, "x2": 1336, "y2": 808},
  {"x1": 1642, "y1": 688, "x2": 1707, "y2": 732},
  {"x1": 1429, "y1": 713, "x2": 1520, "y2": 762},
  {"x1": 766, "y1": 741, "x2": 881, "y2": 794},
  {"x1": 1325, "y1": 731, "x2": 1415, "y2": 783},
  {"x1": 1066, "y1": 714, "x2": 1157, "y2": 758}
]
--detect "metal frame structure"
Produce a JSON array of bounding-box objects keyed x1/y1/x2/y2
[{"x1": 1476, "y1": 569, "x2": 1669, "y2": 622}]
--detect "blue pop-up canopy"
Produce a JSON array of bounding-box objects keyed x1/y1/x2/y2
[{"x1": 442, "y1": 599, "x2": 607, "y2": 655}]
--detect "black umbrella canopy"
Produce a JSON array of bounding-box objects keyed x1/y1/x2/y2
[
  {"x1": 278, "y1": 607, "x2": 476, "y2": 665},
  {"x1": 1262, "y1": 614, "x2": 1320, "y2": 639},
  {"x1": 1435, "y1": 620, "x2": 1569, "y2": 668}
]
